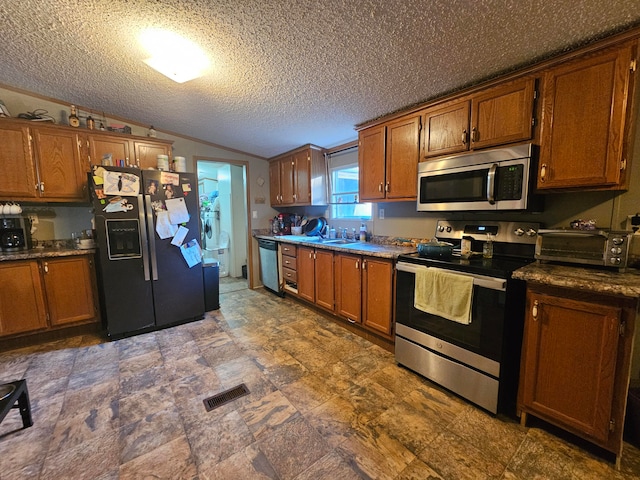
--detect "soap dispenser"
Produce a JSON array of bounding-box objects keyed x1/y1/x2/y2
[{"x1": 359, "y1": 223, "x2": 367, "y2": 241}]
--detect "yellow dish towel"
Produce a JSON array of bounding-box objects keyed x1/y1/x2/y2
[{"x1": 414, "y1": 267, "x2": 474, "y2": 324}]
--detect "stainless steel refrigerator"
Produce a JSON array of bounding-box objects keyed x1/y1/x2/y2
[{"x1": 89, "y1": 166, "x2": 205, "y2": 339}]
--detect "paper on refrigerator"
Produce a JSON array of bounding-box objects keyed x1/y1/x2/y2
[
  {"x1": 155, "y1": 211, "x2": 178, "y2": 239},
  {"x1": 180, "y1": 239, "x2": 202, "y2": 268},
  {"x1": 165, "y1": 197, "x2": 190, "y2": 224}
]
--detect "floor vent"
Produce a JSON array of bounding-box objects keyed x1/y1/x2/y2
[{"x1": 203, "y1": 383, "x2": 250, "y2": 412}]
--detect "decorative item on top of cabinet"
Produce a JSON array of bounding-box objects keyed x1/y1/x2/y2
[
  {"x1": 358, "y1": 114, "x2": 421, "y2": 202},
  {"x1": 518, "y1": 284, "x2": 637, "y2": 467},
  {"x1": 334, "y1": 252, "x2": 394, "y2": 338},
  {"x1": 537, "y1": 41, "x2": 638, "y2": 191},
  {"x1": 269, "y1": 145, "x2": 327, "y2": 207},
  {"x1": 0, "y1": 119, "x2": 87, "y2": 202},
  {"x1": 422, "y1": 77, "x2": 536, "y2": 159}
]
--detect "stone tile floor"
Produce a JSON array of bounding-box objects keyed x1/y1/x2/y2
[{"x1": 1, "y1": 283, "x2": 640, "y2": 479}]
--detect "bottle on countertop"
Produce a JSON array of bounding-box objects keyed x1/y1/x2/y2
[
  {"x1": 329, "y1": 226, "x2": 336, "y2": 239},
  {"x1": 68, "y1": 105, "x2": 80, "y2": 128},
  {"x1": 359, "y1": 223, "x2": 367, "y2": 241},
  {"x1": 483, "y1": 233, "x2": 494, "y2": 259}
]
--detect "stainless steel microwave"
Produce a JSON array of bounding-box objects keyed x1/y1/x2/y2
[{"x1": 417, "y1": 143, "x2": 543, "y2": 212}]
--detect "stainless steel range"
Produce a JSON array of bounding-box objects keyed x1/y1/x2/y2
[{"x1": 395, "y1": 220, "x2": 539, "y2": 414}]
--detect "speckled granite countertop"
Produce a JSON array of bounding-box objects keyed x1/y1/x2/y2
[
  {"x1": 513, "y1": 262, "x2": 640, "y2": 298},
  {"x1": 255, "y1": 234, "x2": 416, "y2": 259},
  {"x1": 0, "y1": 247, "x2": 96, "y2": 262}
]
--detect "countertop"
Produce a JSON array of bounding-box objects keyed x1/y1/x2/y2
[
  {"x1": 255, "y1": 234, "x2": 416, "y2": 259},
  {"x1": 513, "y1": 262, "x2": 640, "y2": 298},
  {"x1": 0, "y1": 247, "x2": 96, "y2": 262}
]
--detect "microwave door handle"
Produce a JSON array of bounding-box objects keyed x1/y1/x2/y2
[{"x1": 487, "y1": 163, "x2": 497, "y2": 204}]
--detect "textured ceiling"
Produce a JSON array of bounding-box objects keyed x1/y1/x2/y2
[{"x1": 1, "y1": 1, "x2": 640, "y2": 158}]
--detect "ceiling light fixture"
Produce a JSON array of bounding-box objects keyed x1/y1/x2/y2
[{"x1": 140, "y1": 29, "x2": 209, "y2": 83}]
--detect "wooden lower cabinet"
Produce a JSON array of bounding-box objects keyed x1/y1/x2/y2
[
  {"x1": 0, "y1": 260, "x2": 48, "y2": 335},
  {"x1": 296, "y1": 246, "x2": 334, "y2": 311},
  {"x1": 0, "y1": 255, "x2": 99, "y2": 339},
  {"x1": 518, "y1": 284, "x2": 637, "y2": 464},
  {"x1": 335, "y1": 253, "x2": 394, "y2": 338},
  {"x1": 42, "y1": 256, "x2": 98, "y2": 326}
]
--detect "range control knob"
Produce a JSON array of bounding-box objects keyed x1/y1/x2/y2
[
  {"x1": 612, "y1": 237, "x2": 625, "y2": 245},
  {"x1": 526, "y1": 228, "x2": 537, "y2": 237},
  {"x1": 611, "y1": 247, "x2": 623, "y2": 255},
  {"x1": 610, "y1": 257, "x2": 622, "y2": 265},
  {"x1": 438, "y1": 225, "x2": 445, "y2": 232},
  {"x1": 446, "y1": 226, "x2": 452, "y2": 233},
  {"x1": 514, "y1": 228, "x2": 525, "y2": 236}
]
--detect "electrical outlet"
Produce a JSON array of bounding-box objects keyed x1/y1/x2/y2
[
  {"x1": 28, "y1": 214, "x2": 38, "y2": 225},
  {"x1": 378, "y1": 208, "x2": 385, "y2": 219}
]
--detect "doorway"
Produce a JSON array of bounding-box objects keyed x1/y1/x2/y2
[{"x1": 196, "y1": 158, "x2": 250, "y2": 293}]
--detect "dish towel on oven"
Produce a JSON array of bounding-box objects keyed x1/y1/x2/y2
[{"x1": 414, "y1": 267, "x2": 474, "y2": 324}]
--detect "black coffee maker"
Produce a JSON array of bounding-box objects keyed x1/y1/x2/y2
[{"x1": 0, "y1": 216, "x2": 28, "y2": 251}]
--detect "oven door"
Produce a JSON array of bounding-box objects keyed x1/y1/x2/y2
[{"x1": 395, "y1": 262, "x2": 507, "y2": 362}]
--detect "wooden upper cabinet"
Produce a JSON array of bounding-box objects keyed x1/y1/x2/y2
[
  {"x1": 471, "y1": 78, "x2": 535, "y2": 150},
  {"x1": 0, "y1": 260, "x2": 48, "y2": 336},
  {"x1": 385, "y1": 115, "x2": 421, "y2": 200},
  {"x1": 88, "y1": 135, "x2": 172, "y2": 169},
  {"x1": 42, "y1": 256, "x2": 97, "y2": 326},
  {"x1": 423, "y1": 77, "x2": 535, "y2": 159},
  {"x1": 359, "y1": 115, "x2": 420, "y2": 202},
  {"x1": 359, "y1": 124, "x2": 386, "y2": 201},
  {"x1": 32, "y1": 126, "x2": 87, "y2": 201},
  {"x1": 269, "y1": 160, "x2": 282, "y2": 205},
  {"x1": 89, "y1": 134, "x2": 131, "y2": 167},
  {"x1": 537, "y1": 42, "x2": 637, "y2": 190},
  {"x1": 133, "y1": 140, "x2": 171, "y2": 169},
  {"x1": 0, "y1": 122, "x2": 37, "y2": 199},
  {"x1": 292, "y1": 150, "x2": 311, "y2": 204},
  {"x1": 423, "y1": 99, "x2": 471, "y2": 158},
  {"x1": 269, "y1": 146, "x2": 325, "y2": 207}
]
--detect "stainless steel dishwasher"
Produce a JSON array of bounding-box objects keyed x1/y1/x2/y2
[{"x1": 258, "y1": 238, "x2": 283, "y2": 296}]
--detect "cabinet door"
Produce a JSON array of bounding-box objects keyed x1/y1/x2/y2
[
  {"x1": 32, "y1": 126, "x2": 87, "y2": 201},
  {"x1": 297, "y1": 246, "x2": 315, "y2": 302},
  {"x1": 334, "y1": 253, "x2": 362, "y2": 323},
  {"x1": 42, "y1": 256, "x2": 97, "y2": 326},
  {"x1": 293, "y1": 149, "x2": 311, "y2": 205},
  {"x1": 471, "y1": 78, "x2": 535, "y2": 150},
  {"x1": 520, "y1": 291, "x2": 620, "y2": 443},
  {"x1": 0, "y1": 261, "x2": 48, "y2": 336},
  {"x1": 0, "y1": 123, "x2": 38, "y2": 199},
  {"x1": 280, "y1": 156, "x2": 295, "y2": 205},
  {"x1": 385, "y1": 115, "x2": 420, "y2": 200},
  {"x1": 537, "y1": 43, "x2": 635, "y2": 190},
  {"x1": 359, "y1": 124, "x2": 386, "y2": 201},
  {"x1": 362, "y1": 258, "x2": 393, "y2": 337},
  {"x1": 314, "y1": 249, "x2": 334, "y2": 311},
  {"x1": 133, "y1": 140, "x2": 171, "y2": 169},
  {"x1": 423, "y1": 99, "x2": 470, "y2": 158},
  {"x1": 269, "y1": 160, "x2": 281, "y2": 205},
  {"x1": 89, "y1": 134, "x2": 131, "y2": 167}
]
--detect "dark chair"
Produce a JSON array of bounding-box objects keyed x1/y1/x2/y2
[{"x1": 0, "y1": 379, "x2": 33, "y2": 430}]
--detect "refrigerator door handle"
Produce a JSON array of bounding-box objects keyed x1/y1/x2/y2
[
  {"x1": 144, "y1": 194, "x2": 159, "y2": 281},
  {"x1": 138, "y1": 194, "x2": 152, "y2": 281}
]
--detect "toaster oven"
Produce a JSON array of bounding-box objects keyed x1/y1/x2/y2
[{"x1": 535, "y1": 229, "x2": 640, "y2": 271}]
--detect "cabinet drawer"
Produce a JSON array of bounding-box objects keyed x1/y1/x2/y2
[
  {"x1": 281, "y1": 244, "x2": 297, "y2": 256},
  {"x1": 282, "y1": 267, "x2": 297, "y2": 282},
  {"x1": 282, "y1": 255, "x2": 297, "y2": 270}
]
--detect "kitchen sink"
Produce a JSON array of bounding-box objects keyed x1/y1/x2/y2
[{"x1": 320, "y1": 238, "x2": 359, "y2": 245}]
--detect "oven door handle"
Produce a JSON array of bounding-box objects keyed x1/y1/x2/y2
[{"x1": 396, "y1": 262, "x2": 506, "y2": 291}]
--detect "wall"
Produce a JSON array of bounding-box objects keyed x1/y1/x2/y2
[{"x1": 0, "y1": 85, "x2": 272, "y2": 287}]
